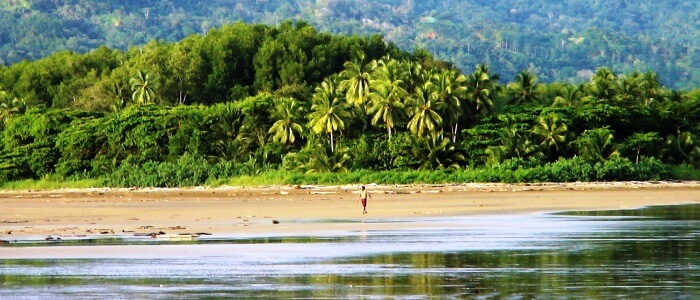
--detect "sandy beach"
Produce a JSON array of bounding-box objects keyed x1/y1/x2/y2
[{"x1": 1, "y1": 181, "x2": 700, "y2": 242}]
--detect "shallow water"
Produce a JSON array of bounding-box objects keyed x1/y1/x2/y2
[{"x1": 1, "y1": 204, "x2": 698, "y2": 299}]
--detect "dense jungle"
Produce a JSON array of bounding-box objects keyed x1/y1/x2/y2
[{"x1": 0, "y1": 1, "x2": 698, "y2": 187}]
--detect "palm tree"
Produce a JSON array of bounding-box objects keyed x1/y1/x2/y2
[
  {"x1": 367, "y1": 79, "x2": 407, "y2": 139},
  {"x1": 209, "y1": 102, "x2": 246, "y2": 162},
  {"x1": 431, "y1": 68, "x2": 467, "y2": 142},
  {"x1": 0, "y1": 94, "x2": 26, "y2": 124},
  {"x1": 339, "y1": 52, "x2": 372, "y2": 107},
  {"x1": 614, "y1": 72, "x2": 641, "y2": 106},
  {"x1": 508, "y1": 71, "x2": 542, "y2": 105},
  {"x1": 308, "y1": 76, "x2": 351, "y2": 152},
  {"x1": 574, "y1": 127, "x2": 621, "y2": 162},
  {"x1": 107, "y1": 82, "x2": 128, "y2": 113},
  {"x1": 588, "y1": 67, "x2": 617, "y2": 102},
  {"x1": 368, "y1": 55, "x2": 409, "y2": 139},
  {"x1": 284, "y1": 143, "x2": 351, "y2": 173},
  {"x1": 130, "y1": 70, "x2": 157, "y2": 105},
  {"x1": 639, "y1": 71, "x2": 662, "y2": 107},
  {"x1": 486, "y1": 127, "x2": 541, "y2": 164},
  {"x1": 465, "y1": 64, "x2": 499, "y2": 114},
  {"x1": 665, "y1": 130, "x2": 700, "y2": 166},
  {"x1": 268, "y1": 97, "x2": 305, "y2": 145},
  {"x1": 412, "y1": 135, "x2": 464, "y2": 170},
  {"x1": 399, "y1": 59, "x2": 427, "y2": 94},
  {"x1": 550, "y1": 83, "x2": 585, "y2": 107},
  {"x1": 406, "y1": 81, "x2": 444, "y2": 138},
  {"x1": 532, "y1": 113, "x2": 568, "y2": 160}
]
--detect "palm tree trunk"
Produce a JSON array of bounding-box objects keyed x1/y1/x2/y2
[
  {"x1": 452, "y1": 123, "x2": 459, "y2": 143},
  {"x1": 386, "y1": 120, "x2": 392, "y2": 139},
  {"x1": 330, "y1": 131, "x2": 335, "y2": 153}
]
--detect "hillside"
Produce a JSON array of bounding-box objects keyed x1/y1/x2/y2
[{"x1": 1, "y1": 0, "x2": 699, "y2": 89}]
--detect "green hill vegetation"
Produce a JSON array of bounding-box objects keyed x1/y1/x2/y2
[
  {"x1": 0, "y1": 21, "x2": 698, "y2": 188},
  {"x1": 1, "y1": 1, "x2": 700, "y2": 89}
]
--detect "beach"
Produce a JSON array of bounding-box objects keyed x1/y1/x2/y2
[{"x1": 1, "y1": 181, "x2": 699, "y2": 242}]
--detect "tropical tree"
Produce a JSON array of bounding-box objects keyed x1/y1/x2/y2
[
  {"x1": 412, "y1": 135, "x2": 464, "y2": 170},
  {"x1": 308, "y1": 76, "x2": 351, "y2": 152},
  {"x1": 268, "y1": 97, "x2": 305, "y2": 145},
  {"x1": 638, "y1": 71, "x2": 662, "y2": 106},
  {"x1": 367, "y1": 79, "x2": 407, "y2": 139},
  {"x1": 130, "y1": 70, "x2": 158, "y2": 105},
  {"x1": 507, "y1": 71, "x2": 542, "y2": 105},
  {"x1": 665, "y1": 130, "x2": 700, "y2": 166},
  {"x1": 406, "y1": 81, "x2": 443, "y2": 138},
  {"x1": 532, "y1": 113, "x2": 568, "y2": 160},
  {"x1": 208, "y1": 102, "x2": 246, "y2": 162},
  {"x1": 573, "y1": 127, "x2": 621, "y2": 162},
  {"x1": 548, "y1": 83, "x2": 586, "y2": 107},
  {"x1": 485, "y1": 127, "x2": 541, "y2": 164},
  {"x1": 339, "y1": 52, "x2": 372, "y2": 107},
  {"x1": 107, "y1": 82, "x2": 129, "y2": 113},
  {"x1": 431, "y1": 68, "x2": 467, "y2": 142},
  {"x1": 283, "y1": 143, "x2": 351, "y2": 173},
  {"x1": 464, "y1": 64, "x2": 500, "y2": 114},
  {"x1": 0, "y1": 93, "x2": 26, "y2": 125},
  {"x1": 624, "y1": 132, "x2": 662, "y2": 164},
  {"x1": 588, "y1": 67, "x2": 618, "y2": 102},
  {"x1": 367, "y1": 55, "x2": 408, "y2": 139}
]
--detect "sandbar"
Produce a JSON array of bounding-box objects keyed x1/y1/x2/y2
[{"x1": 1, "y1": 181, "x2": 699, "y2": 243}]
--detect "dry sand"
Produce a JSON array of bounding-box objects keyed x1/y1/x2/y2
[{"x1": 1, "y1": 181, "x2": 699, "y2": 242}]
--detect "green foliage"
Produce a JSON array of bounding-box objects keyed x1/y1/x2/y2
[
  {"x1": 0, "y1": 19, "x2": 697, "y2": 187},
  {"x1": 103, "y1": 154, "x2": 239, "y2": 188},
  {"x1": 669, "y1": 165, "x2": 700, "y2": 181}
]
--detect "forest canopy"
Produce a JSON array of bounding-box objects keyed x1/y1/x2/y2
[
  {"x1": 0, "y1": 21, "x2": 698, "y2": 187},
  {"x1": 0, "y1": 0, "x2": 699, "y2": 89}
]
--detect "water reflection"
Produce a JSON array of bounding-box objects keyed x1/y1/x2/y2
[{"x1": 1, "y1": 205, "x2": 698, "y2": 299}]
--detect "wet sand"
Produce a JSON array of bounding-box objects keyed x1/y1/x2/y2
[{"x1": 1, "y1": 181, "x2": 699, "y2": 243}]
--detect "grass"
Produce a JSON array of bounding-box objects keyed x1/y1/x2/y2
[
  {"x1": 2, "y1": 163, "x2": 698, "y2": 191},
  {"x1": 0, "y1": 177, "x2": 105, "y2": 191}
]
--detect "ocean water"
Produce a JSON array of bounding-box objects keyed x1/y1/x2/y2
[{"x1": 1, "y1": 204, "x2": 698, "y2": 299}]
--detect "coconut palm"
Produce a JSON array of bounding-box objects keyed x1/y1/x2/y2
[
  {"x1": 339, "y1": 52, "x2": 372, "y2": 107},
  {"x1": 464, "y1": 64, "x2": 500, "y2": 114},
  {"x1": 130, "y1": 70, "x2": 157, "y2": 105},
  {"x1": 486, "y1": 127, "x2": 541, "y2": 164},
  {"x1": 431, "y1": 68, "x2": 467, "y2": 142},
  {"x1": 508, "y1": 71, "x2": 542, "y2": 105},
  {"x1": 399, "y1": 59, "x2": 427, "y2": 94},
  {"x1": 639, "y1": 71, "x2": 662, "y2": 106},
  {"x1": 550, "y1": 83, "x2": 585, "y2": 107},
  {"x1": 412, "y1": 135, "x2": 464, "y2": 170},
  {"x1": 574, "y1": 127, "x2": 621, "y2": 162},
  {"x1": 284, "y1": 143, "x2": 351, "y2": 173},
  {"x1": 665, "y1": 130, "x2": 700, "y2": 166},
  {"x1": 588, "y1": 67, "x2": 617, "y2": 102},
  {"x1": 367, "y1": 79, "x2": 407, "y2": 139},
  {"x1": 268, "y1": 97, "x2": 305, "y2": 145},
  {"x1": 406, "y1": 81, "x2": 444, "y2": 138},
  {"x1": 0, "y1": 94, "x2": 26, "y2": 124},
  {"x1": 308, "y1": 76, "x2": 351, "y2": 152},
  {"x1": 614, "y1": 72, "x2": 641, "y2": 106},
  {"x1": 367, "y1": 56, "x2": 409, "y2": 139},
  {"x1": 532, "y1": 113, "x2": 568, "y2": 160}
]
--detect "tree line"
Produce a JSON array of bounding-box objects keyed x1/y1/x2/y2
[{"x1": 0, "y1": 22, "x2": 698, "y2": 187}]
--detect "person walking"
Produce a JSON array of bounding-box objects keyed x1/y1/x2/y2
[{"x1": 356, "y1": 185, "x2": 371, "y2": 214}]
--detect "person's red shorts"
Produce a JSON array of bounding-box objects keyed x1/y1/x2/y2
[{"x1": 361, "y1": 198, "x2": 367, "y2": 207}]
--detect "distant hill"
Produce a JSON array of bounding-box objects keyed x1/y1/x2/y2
[{"x1": 1, "y1": 0, "x2": 699, "y2": 89}]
